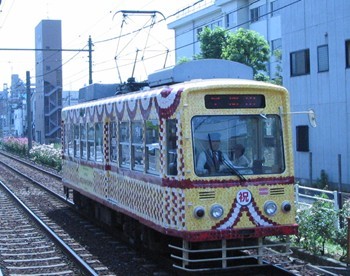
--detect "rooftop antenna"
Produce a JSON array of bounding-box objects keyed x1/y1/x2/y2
[
  {"x1": 131, "y1": 49, "x2": 140, "y2": 80},
  {"x1": 45, "y1": 0, "x2": 49, "y2": 19}
]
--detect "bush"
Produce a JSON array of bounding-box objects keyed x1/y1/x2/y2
[
  {"x1": 295, "y1": 194, "x2": 349, "y2": 260},
  {"x1": 29, "y1": 144, "x2": 62, "y2": 171},
  {"x1": 1, "y1": 137, "x2": 62, "y2": 171},
  {"x1": 334, "y1": 200, "x2": 350, "y2": 261},
  {"x1": 298, "y1": 197, "x2": 337, "y2": 254},
  {"x1": 315, "y1": 169, "x2": 329, "y2": 190},
  {"x1": 0, "y1": 137, "x2": 28, "y2": 156}
]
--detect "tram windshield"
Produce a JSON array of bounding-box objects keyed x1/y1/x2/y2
[{"x1": 192, "y1": 115, "x2": 285, "y2": 177}]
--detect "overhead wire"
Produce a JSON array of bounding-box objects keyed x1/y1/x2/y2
[
  {"x1": 1, "y1": 1, "x2": 192, "y2": 87},
  {"x1": 2, "y1": 0, "x2": 302, "y2": 89},
  {"x1": 97, "y1": 0, "x2": 302, "y2": 83},
  {"x1": 117, "y1": 12, "x2": 159, "y2": 79},
  {"x1": 34, "y1": 45, "x2": 87, "y2": 79},
  {"x1": 0, "y1": 0, "x2": 16, "y2": 36}
]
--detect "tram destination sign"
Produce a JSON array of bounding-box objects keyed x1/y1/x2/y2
[{"x1": 205, "y1": 94, "x2": 266, "y2": 109}]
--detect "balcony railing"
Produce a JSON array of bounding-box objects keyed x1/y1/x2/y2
[{"x1": 169, "y1": 0, "x2": 215, "y2": 22}]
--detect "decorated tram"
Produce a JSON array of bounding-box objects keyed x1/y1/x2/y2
[{"x1": 62, "y1": 60, "x2": 297, "y2": 271}]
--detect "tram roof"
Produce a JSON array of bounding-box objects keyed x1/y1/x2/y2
[
  {"x1": 62, "y1": 77, "x2": 287, "y2": 112},
  {"x1": 148, "y1": 59, "x2": 253, "y2": 87}
]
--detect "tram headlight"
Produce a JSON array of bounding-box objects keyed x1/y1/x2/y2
[
  {"x1": 210, "y1": 204, "x2": 224, "y2": 219},
  {"x1": 194, "y1": 206, "x2": 205, "y2": 219},
  {"x1": 264, "y1": 201, "x2": 278, "y2": 216},
  {"x1": 281, "y1": 201, "x2": 292, "y2": 213}
]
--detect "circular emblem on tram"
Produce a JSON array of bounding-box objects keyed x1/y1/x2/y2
[{"x1": 236, "y1": 189, "x2": 252, "y2": 206}]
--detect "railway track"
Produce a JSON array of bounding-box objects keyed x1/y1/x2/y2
[
  {"x1": 0, "y1": 150, "x2": 347, "y2": 275},
  {"x1": 0, "y1": 181, "x2": 92, "y2": 275},
  {"x1": 0, "y1": 151, "x2": 170, "y2": 275}
]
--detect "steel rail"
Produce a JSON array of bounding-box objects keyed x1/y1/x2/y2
[{"x1": 0, "y1": 164, "x2": 97, "y2": 275}]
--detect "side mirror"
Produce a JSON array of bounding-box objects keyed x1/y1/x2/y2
[
  {"x1": 308, "y1": 109, "x2": 317, "y2": 128},
  {"x1": 279, "y1": 107, "x2": 317, "y2": 128}
]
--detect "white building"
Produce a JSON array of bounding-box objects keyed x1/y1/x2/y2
[
  {"x1": 13, "y1": 101, "x2": 26, "y2": 137},
  {"x1": 168, "y1": 0, "x2": 350, "y2": 191},
  {"x1": 168, "y1": 0, "x2": 282, "y2": 78},
  {"x1": 281, "y1": 0, "x2": 350, "y2": 191}
]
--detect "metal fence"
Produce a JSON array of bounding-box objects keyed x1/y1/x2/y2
[
  {"x1": 295, "y1": 184, "x2": 342, "y2": 229},
  {"x1": 295, "y1": 184, "x2": 340, "y2": 211}
]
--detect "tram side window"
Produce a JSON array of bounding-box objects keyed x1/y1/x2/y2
[
  {"x1": 119, "y1": 121, "x2": 130, "y2": 168},
  {"x1": 145, "y1": 120, "x2": 160, "y2": 175},
  {"x1": 87, "y1": 123, "x2": 95, "y2": 161},
  {"x1": 80, "y1": 123, "x2": 87, "y2": 160},
  {"x1": 167, "y1": 119, "x2": 177, "y2": 175},
  {"x1": 110, "y1": 122, "x2": 118, "y2": 163},
  {"x1": 63, "y1": 124, "x2": 68, "y2": 155},
  {"x1": 131, "y1": 121, "x2": 144, "y2": 171},
  {"x1": 66, "y1": 123, "x2": 74, "y2": 156},
  {"x1": 74, "y1": 124, "x2": 80, "y2": 158},
  {"x1": 95, "y1": 123, "x2": 103, "y2": 162}
]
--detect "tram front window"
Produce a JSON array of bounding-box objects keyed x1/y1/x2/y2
[{"x1": 192, "y1": 115, "x2": 285, "y2": 176}]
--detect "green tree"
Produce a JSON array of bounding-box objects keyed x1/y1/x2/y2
[
  {"x1": 272, "y1": 49, "x2": 283, "y2": 85},
  {"x1": 335, "y1": 200, "x2": 350, "y2": 261},
  {"x1": 222, "y1": 28, "x2": 270, "y2": 75},
  {"x1": 177, "y1": 56, "x2": 192, "y2": 64},
  {"x1": 198, "y1": 27, "x2": 229, "y2": 59}
]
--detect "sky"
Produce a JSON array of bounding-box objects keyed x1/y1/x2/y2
[{"x1": 0, "y1": 0, "x2": 191, "y2": 91}]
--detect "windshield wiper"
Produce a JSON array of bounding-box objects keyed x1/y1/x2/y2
[{"x1": 221, "y1": 158, "x2": 246, "y2": 181}]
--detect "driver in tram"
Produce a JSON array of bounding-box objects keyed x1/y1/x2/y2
[{"x1": 196, "y1": 133, "x2": 230, "y2": 175}]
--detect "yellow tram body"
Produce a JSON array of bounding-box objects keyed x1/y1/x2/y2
[{"x1": 62, "y1": 78, "x2": 296, "y2": 270}]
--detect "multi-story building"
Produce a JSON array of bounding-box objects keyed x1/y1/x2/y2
[
  {"x1": 0, "y1": 84, "x2": 9, "y2": 137},
  {"x1": 9, "y1": 74, "x2": 27, "y2": 137},
  {"x1": 168, "y1": 0, "x2": 350, "y2": 191},
  {"x1": 280, "y1": 0, "x2": 350, "y2": 191},
  {"x1": 0, "y1": 75, "x2": 35, "y2": 139},
  {"x1": 168, "y1": 0, "x2": 282, "y2": 78},
  {"x1": 34, "y1": 20, "x2": 62, "y2": 144}
]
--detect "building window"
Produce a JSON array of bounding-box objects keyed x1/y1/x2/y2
[
  {"x1": 271, "y1": 0, "x2": 280, "y2": 17},
  {"x1": 296, "y1": 125, "x2": 309, "y2": 152},
  {"x1": 250, "y1": 5, "x2": 266, "y2": 23},
  {"x1": 210, "y1": 20, "x2": 222, "y2": 29},
  {"x1": 290, "y1": 49, "x2": 310, "y2": 76},
  {"x1": 250, "y1": 8, "x2": 259, "y2": 23},
  {"x1": 346, "y1": 40, "x2": 350, "y2": 68},
  {"x1": 226, "y1": 12, "x2": 234, "y2": 28},
  {"x1": 317, "y1": 45, "x2": 329, "y2": 72},
  {"x1": 271, "y1": 38, "x2": 282, "y2": 52},
  {"x1": 196, "y1": 27, "x2": 203, "y2": 41}
]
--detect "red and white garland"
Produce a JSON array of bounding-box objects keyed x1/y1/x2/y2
[{"x1": 215, "y1": 189, "x2": 276, "y2": 230}]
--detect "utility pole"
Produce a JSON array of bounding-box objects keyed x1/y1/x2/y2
[
  {"x1": 0, "y1": 40, "x2": 94, "y2": 86},
  {"x1": 26, "y1": 71, "x2": 32, "y2": 154},
  {"x1": 88, "y1": 36, "x2": 93, "y2": 85}
]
